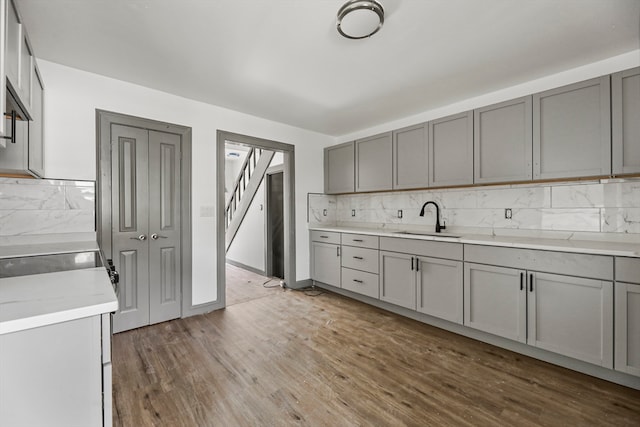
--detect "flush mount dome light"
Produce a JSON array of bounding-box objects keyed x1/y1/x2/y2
[{"x1": 337, "y1": 0, "x2": 384, "y2": 39}]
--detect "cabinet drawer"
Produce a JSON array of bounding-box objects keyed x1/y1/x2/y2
[
  {"x1": 310, "y1": 230, "x2": 340, "y2": 244},
  {"x1": 342, "y1": 246, "x2": 379, "y2": 273},
  {"x1": 342, "y1": 267, "x2": 379, "y2": 299},
  {"x1": 464, "y1": 244, "x2": 613, "y2": 280},
  {"x1": 616, "y1": 257, "x2": 640, "y2": 284},
  {"x1": 341, "y1": 233, "x2": 379, "y2": 249},
  {"x1": 380, "y1": 237, "x2": 463, "y2": 260}
]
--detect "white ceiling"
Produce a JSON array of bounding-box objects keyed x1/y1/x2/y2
[{"x1": 18, "y1": 0, "x2": 640, "y2": 136}]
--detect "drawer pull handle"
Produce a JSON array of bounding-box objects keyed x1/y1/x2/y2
[
  {"x1": 352, "y1": 239, "x2": 364, "y2": 242},
  {"x1": 320, "y1": 235, "x2": 329, "y2": 238},
  {"x1": 353, "y1": 256, "x2": 364, "y2": 260},
  {"x1": 353, "y1": 279, "x2": 364, "y2": 283}
]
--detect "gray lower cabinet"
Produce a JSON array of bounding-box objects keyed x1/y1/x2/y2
[
  {"x1": 615, "y1": 282, "x2": 640, "y2": 376},
  {"x1": 379, "y1": 251, "x2": 416, "y2": 310},
  {"x1": 528, "y1": 272, "x2": 613, "y2": 368},
  {"x1": 310, "y1": 239, "x2": 341, "y2": 287},
  {"x1": 428, "y1": 111, "x2": 473, "y2": 187},
  {"x1": 533, "y1": 76, "x2": 611, "y2": 179},
  {"x1": 355, "y1": 132, "x2": 392, "y2": 192},
  {"x1": 614, "y1": 257, "x2": 640, "y2": 376},
  {"x1": 340, "y1": 234, "x2": 380, "y2": 298},
  {"x1": 324, "y1": 141, "x2": 354, "y2": 194},
  {"x1": 464, "y1": 261, "x2": 613, "y2": 368},
  {"x1": 0, "y1": 315, "x2": 112, "y2": 426},
  {"x1": 464, "y1": 263, "x2": 527, "y2": 343},
  {"x1": 416, "y1": 257, "x2": 463, "y2": 324},
  {"x1": 392, "y1": 123, "x2": 428, "y2": 190},
  {"x1": 474, "y1": 96, "x2": 532, "y2": 183},
  {"x1": 612, "y1": 67, "x2": 640, "y2": 175}
]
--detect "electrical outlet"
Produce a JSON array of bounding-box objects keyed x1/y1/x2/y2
[
  {"x1": 397, "y1": 209, "x2": 403, "y2": 219},
  {"x1": 323, "y1": 209, "x2": 327, "y2": 216},
  {"x1": 351, "y1": 209, "x2": 356, "y2": 217},
  {"x1": 505, "y1": 208, "x2": 512, "y2": 219}
]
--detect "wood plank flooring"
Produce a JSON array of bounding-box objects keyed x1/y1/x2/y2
[{"x1": 112, "y1": 269, "x2": 640, "y2": 426}]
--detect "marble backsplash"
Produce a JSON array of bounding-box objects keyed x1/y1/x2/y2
[
  {"x1": 308, "y1": 178, "x2": 640, "y2": 236},
  {"x1": 0, "y1": 178, "x2": 95, "y2": 239}
]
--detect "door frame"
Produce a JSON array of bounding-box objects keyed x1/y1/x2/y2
[
  {"x1": 217, "y1": 130, "x2": 296, "y2": 307},
  {"x1": 96, "y1": 110, "x2": 204, "y2": 319},
  {"x1": 264, "y1": 165, "x2": 284, "y2": 278}
]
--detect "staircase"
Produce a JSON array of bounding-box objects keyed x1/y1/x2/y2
[{"x1": 225, "y1": 147, "x2": 275, "y2": 251}]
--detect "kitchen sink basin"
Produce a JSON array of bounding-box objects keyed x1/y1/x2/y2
[
  {"x1": 393, "y1": 230, "x2": 462, "y2": 239},
  {"x1": 0, "y1": 251, "x2": 103, "y2": 278}
]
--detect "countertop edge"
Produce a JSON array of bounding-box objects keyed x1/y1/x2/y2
[
  {"x1": 309, "y1": 226, "x2": 640, "y2": 258},
  {"x1": 0, "y1": 300, "x2": 117, "y2": 335}
]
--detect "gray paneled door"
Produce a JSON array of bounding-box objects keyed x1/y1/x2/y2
[{"x1": 111, "y1": 125, "x2": 182, "y2": 333}]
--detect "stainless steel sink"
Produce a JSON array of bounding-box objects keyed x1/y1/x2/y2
[
  {"x1": 0, "y1": 251, "x2": 103, "y2": 278},
  {"x1": 393, "y1": 230, "x2": 462, "y2": 239}
]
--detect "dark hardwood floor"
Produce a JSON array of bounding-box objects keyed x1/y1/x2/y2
[{"x1": 112, "y1": 267, "x2": 640, "y2": 426}]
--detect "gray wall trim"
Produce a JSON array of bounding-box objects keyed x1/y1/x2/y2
[
  {"x1": 313, "y1": 281, "x2": 640, "y2": 391},
  {"x1": 217, "y1": 130, "x2": 296, "y2": 308},
  {"x1": 94, "y1": 110, "x2": 207, "y2": 320},
  {"x1": 226, "y1": 258, "x2": 266, "y2": 277},
  {"x1": 292, "y1": 278, "x2": 314, "y2": 290}
]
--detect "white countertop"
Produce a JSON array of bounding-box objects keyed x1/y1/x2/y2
[
  {"x1": 0, "y1": 239, "x2": 118, "y2": 335},
  {"x1": 309, "y1": 226, "x2": 640, "y2": 258},
  {"x1": 0, "y1": 267, "x2": 118, "y2": 335}
]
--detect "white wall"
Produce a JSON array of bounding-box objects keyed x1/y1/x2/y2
[
  {"x1": 226, "y1": 179, "x2": 266, "y2": 271},
  {"x1": 39, "y1": 60, "x2": 332, "y2": 304},
  {"x1": 336, "y1": 50, "x2": 640, "y2": 143}
]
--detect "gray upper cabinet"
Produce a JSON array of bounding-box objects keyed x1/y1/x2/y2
[
  {"x1": 28, "y1": 66, "x2": 44, "y2": 177},
  {"x1": 392, "y1": 123, "x2": 428, "y2": 190},
  {"x1": 428, "y1": 111, "x2": 473, "y2": 187},
  {"x1": 324, "y1": 141, "x2": 355, "y2": 194},
  {"x1": 5, "y1": 0, "x2": 20, "y2": 94},
  {"x1": 474, "y1": 96, "x2": 532, "y2": 183},
  {"x1": 612, "y1": 67, "x2": 640, "y2": 175},
  {"x1": 355, "y1": 132, "x2": 392, "y2": 192},
  {"x1": 533, "y1": 76, "x2": 611, "y2": 180}
]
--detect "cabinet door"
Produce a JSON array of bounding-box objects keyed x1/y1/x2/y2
[
  {"x1": 379, "y1": 251, "x2": 416, "y2": 310},
  {"x1": 614, "y1": 282, "x2": 640, "y2": 376},
  {"x1": 528, "y1": 272, "x2": 613, "y2": 368},
  {"x1": 324, "y1": 142, "x2": 354, "y2": 194},
  {"x1": 28, "y1": 65, "x2": 44, "y2": 177},
  {"x1": 0, "y1": 0, "x2": 6, "y2": 137},
  {"x1": 393, "y1": 123, "x2": 428, "y2": 190},
  {"x1": 464, "y1": 263, "x2": 526, "y2": 343},
  {"x1": 0, "y1": 316, "x2": 103, "y2": 426},
  {"x1": 310, "y1": 241, "x2": 341, "y2": 287},
  {"x1": 474, "y1": 96, "x2": 532, "y2": 183},
  {"x1": 19, "y1": 34, "x2": 33, "y2": 111},
  {"x1": 355, "y1": 132, "x2": 392, "y2": 192},
  {"x1": 428, "y1": 111, "x2": 473, "y2": 187},
  {"x1": 416, "y1": 257, "x2": 463, "y2": 324},
  {"x1": 5, "y1": 0, "x2": 20, "y2": 92},
  {"x1": 612, "y1": 67, "x2": 640, "y2": 175},
  {"x1": 533, "y1": 76, "x2": 611, "y2": 179}
]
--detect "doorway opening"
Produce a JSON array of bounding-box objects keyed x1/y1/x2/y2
[{"x1": 216, "y1": 131, "x2": 296, "y2": 308}]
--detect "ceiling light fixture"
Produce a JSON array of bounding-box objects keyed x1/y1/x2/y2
[{"x1": 337, "y1": 0, "x2": 385, "y2": 40}]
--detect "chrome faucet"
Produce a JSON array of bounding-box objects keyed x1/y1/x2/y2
[{"x1": 419, "y1": 201, "x2": 446, "y2": 233}]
